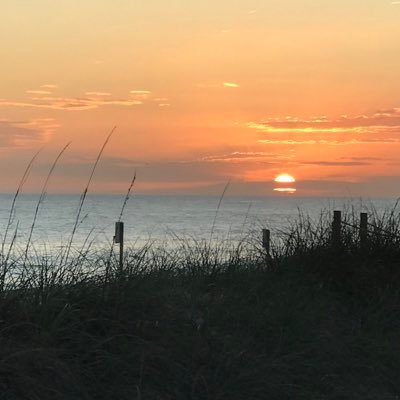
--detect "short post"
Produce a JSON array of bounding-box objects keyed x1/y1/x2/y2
[
  {"x1": 262, "y1": 228, "x2": 270, "y2": 257},
  {"x1": 360, "y1": 212, "x2": 368, "y2": 247},
  {"x1": 114, "y1": 221, "x2": 124, "y2": 274},
  {"x1": 332, "y1": 210, "x2": 341, "y2": 248}
]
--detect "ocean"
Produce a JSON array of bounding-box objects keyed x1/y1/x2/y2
[{"x1": 0, "y1": 194, "x2": 398, "y2": 254}]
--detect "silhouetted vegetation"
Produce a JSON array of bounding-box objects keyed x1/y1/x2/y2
[{"x1": 1, "y1": 205, "x2": 400, "y2": 399}]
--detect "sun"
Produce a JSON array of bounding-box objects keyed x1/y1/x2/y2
[{"x1": 274, "y1": 173, "x2": 296, "y2": 183}]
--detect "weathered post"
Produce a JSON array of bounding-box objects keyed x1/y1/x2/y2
[
  {"x1": 262, "y1": 228, "x2": 270, "y2": 257},
  {"x1": 360, "y1": 212, "x2": 368, "y2": 247},
  {"x1": 114, "y1": 221, "x2": 124, "y2": 274},
  {"x1": 332, "y1": 210, "x2": 341, "y2": 248}
]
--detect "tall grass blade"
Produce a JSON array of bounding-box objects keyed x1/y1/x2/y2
[
  {"x1": 63, "y1": 127, "x2": 116, "y2": 265},
  {"x1": 209, "y1": 180, "x2": 230, "y2": 246},
  {"x1": 24, "y1": 142, "x2": 71, "y2": 260},
  {"x1": 118, "y1": 170, "x2": 136, "y2": 222},
  {"x1": 0, "y1": 221, "x2": 19, "y2": 291},
  {"x1": 1, "y1": 149, "x2": 41, "y2": 259}
]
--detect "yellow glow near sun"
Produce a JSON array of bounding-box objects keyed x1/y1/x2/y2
[{"x1": 274, "y1": 173, "x2": 296, "y2": 183}]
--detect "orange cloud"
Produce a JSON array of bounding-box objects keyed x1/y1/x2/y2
[
  {"x1": 0, "y1": 95, "x2": 142, "y2": 111},
  {"x1": 0, "y1": 118, "x2": 59, "y2": 147},
  {"x1": 130, "y1": 90, "x2": 152, "y2": 100},
  {"x1": 202, "y1": 151, "x2": 280, "y2": 162},
  {"x1": 251, "y1": 108, "x2": 400, "y2": 145},
  {"x1": 0, "y1": 87, "x2": 173, "y2": 111},
  {"x1": 85, "y1": 92, "x2": 112, "y2": 96}
]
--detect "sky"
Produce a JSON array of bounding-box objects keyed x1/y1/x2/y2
[{"x1": 0, "y1": 0, "x2": 400, "y2": 196}]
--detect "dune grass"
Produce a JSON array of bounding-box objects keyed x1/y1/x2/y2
[{"x1": 0, "y1": 206, "x2": 400, "y2": 399}]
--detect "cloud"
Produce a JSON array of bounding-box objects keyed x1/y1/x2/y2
[
  {"x1": 258, "y1": 139, "x2": 318, "y2": 145},
  {"x1": 49, "y1": 151, "x2": 281, "y2": 187},
  {"x1": 50, "y1": 156, "x2": 223, "y2": 184},
  {"x1": 130, "y1": 90, "x2": 152, "y2": 95},
  {"x1": 258, "y1": 138, "x2": 400, "y2": 145},
  {"x1": 25, "y1": 85, "x2": 58, "y2": 95},
  {"x1": 198, "y1": 82, "x2": 240, "y2": 89},
  {"x1": 0, "y1": 95, "x2": 142, "y2": 111},
  {"x1": 250, "y1": 114, "x2": 400, "y2": 133},
  {"x1": 85, "y1": 92, "x2": 112, "y2": 96},
  {"x1": 130, "y1": 90, "x2": 152, "y2": 100},
  {"x1": 0, "y1": 118, "x2": 59, "y2": 147},
  {"x1": 250, "y1": 108, "x2": 400, "y2": 145},
  {"x1": 341, "y1": 156, "x2": 387, "y2": 162},
  {"x1": 0, "y1": 86, "x2": 170, "y2": 111},
  {"x1": 0, "y1": 87, "x2": 171, "y2": 110},
  {"x1": 41, "y1": 84, "x2": 58, "y2": 89},
  {"x1": 299, "y1": 160, "x2": 371, "y2": 166},
  {"x1": 223, "y1": 82, "x2": 240, "y2": 88},
  {"x1": 202, "y1": 151, "x2": 280, "y2": 162}
]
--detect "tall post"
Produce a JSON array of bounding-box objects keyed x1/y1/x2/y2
[
  {"x1": 262, "y1": 228, "x2": 270, "y2": 257},
  {"x1": 332, "y1": 210, "x2": 341, "y2": 248},
  {"x1": 360, "y1": 212, "x2": 368, "y2": 247},
  {"x1": 114, "y1": 221, "x2": 124, "y2": 274}
]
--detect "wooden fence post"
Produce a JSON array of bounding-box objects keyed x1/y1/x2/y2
[
  {"x1": 360, "y1": 212, "x2": 368, "y2": 247},
  {"x1": 114, "y1": 221, "x2": 124, "y2": 273},
  {"x1": 332, "y1": 210, "x2": 341, "y2": 247},
  {"x1": 262, "y1": 228, "x2": 270, "y2": 257}
]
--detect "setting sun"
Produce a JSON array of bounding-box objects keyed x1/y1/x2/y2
[{"x1": 274, "y1": 174, "x2": 296, "y2": 184}]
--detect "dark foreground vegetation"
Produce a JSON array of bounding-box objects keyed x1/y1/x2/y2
[{"x1": 2, "y1": 209, "x2": 400, "y2": 399}]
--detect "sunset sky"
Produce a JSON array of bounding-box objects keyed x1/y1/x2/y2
[{"x1": 1, "y1": 0, "x2": 400, "y2": 196}]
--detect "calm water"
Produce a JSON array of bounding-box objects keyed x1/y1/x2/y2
[{"x1": 0, "y1": 194, "x2": 398, "y2": 252}]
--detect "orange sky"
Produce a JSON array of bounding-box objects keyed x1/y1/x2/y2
[{"x1": 1, "y1": 0, "x2": 400, "y2": 196}]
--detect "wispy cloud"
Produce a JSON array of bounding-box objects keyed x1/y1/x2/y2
[
  {"x1": 0, "y1": 87, "x2": 171, "y2": 110},
  {"x1": 130, "y1": 90, "x2": 152, "y2": 100},
  {"x1": 223, "y1": 82, "x2": 240, "y2": 88},
  {"x1": 0, "y1": 95, "x2": 142, "y2": 111},
  {"x1": 299, "y1": 160, "x2": 371, "y2": 167},
  {"x1": 129, "y1": 90, "x2": 170, "y2": 106},
  {"x1": 85, "y1": 91, "x2": 112, "y2": 96},
  {"x1": 258, "y1": 138, "x2": 400, "y2": 145},
  {"x1": 130, "y1": 90, "x2": 151, "y2": 94},
  {"x1": 41, "y1": 84, "x2": 58, "y2": 89},
  {"x1": 341, "y1": 156, "x2": 387, "y2": 162},
  {"x1": 250, "y1": 108, "x2": 400, "y2": 145},
  {"x1": 202, "y1": 151, "x2": 280, "y2": 162},
  {"x1": 0, "y1": 118, "x2": 59, "y2": 147}
]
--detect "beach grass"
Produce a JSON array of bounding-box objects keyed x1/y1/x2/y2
[{"x1": 1, "y1": 206, "x2": 400, "y2": 399}]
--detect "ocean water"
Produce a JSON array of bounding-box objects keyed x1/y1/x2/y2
[{"x1": 0, "y1": 194, "x2": 398, "y2": 254}]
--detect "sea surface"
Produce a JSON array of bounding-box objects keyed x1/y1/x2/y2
[{"x1": 0, "y1": 194, "x2": 398, "y2": 254}]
